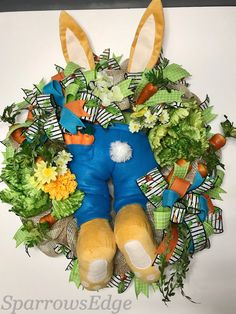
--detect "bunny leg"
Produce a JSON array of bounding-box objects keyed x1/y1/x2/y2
[
  {"x1": 77, "y1": 218, "x2": 116, "y2": 291},
  {"x1": 114, "y1": 204, "x2": 160, "y2": 283}
]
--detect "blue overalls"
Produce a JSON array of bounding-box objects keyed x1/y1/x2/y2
[{"x1": 67, "y1": 123, "x2": 158, "y2": 226}]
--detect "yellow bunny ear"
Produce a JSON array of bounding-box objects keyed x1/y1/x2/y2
[
  {"x1": 59, "y1": 11, "x2": 95, "y2": 70},
  {"x1": 127, "y1": 0, "x2": 164, "y2": 73}
]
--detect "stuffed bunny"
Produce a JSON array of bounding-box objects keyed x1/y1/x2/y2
[{"x1": 58, "y1": 0, "x2": 164, "y2": 291}]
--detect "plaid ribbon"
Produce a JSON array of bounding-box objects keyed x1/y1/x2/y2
[
  {"x1": 134, "y1": 277, "x2": 149, "y2": 297},
  {"x1": 153, "y1": 206, "x2": 171, "y2": 230},
  {"x1": 163, "y1": 63, "x2": 190, "y2": 83},
  {"x1": 169, "y1": 161, "x2": 190, "y2": 186},
  {"x1": 25, "y1": 94, "x2": 63, "y2": 141},
  {"x1": 69, "y1": 259, "x2": 81, "y2": 288}
]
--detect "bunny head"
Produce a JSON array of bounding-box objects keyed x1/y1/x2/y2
[{"x1": 59, "y1": 0, "x2": 164, "y2": 106}]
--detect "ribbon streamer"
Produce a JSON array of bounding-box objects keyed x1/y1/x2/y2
[
  {"x1": 171, "y1": 202, "x2": 186, "y2": 223},
  {"x1": 207, "y1": 207, "x2": 223, "y2": 234},
  {"x1": 25, "y1": 94, "x2": 63, "y2": 141},
  {"x1": 60, "y1": 69, "x2": 87, "y2": 89},
  {"x1": 107, "y1": 272, "x2": 133, "y2": 292},
  {"x1": 184, "y1": 214, "x2": 207, "y2": 253},
  {"x1": 199, "y1": 94, "x2": 210, "y2": 111},
  {"x1": 136, "y1": 167, "x2": 168, "y2": 207},
  {"x1": 125, "y1": 72, "x2": 143, "y2": 90}
]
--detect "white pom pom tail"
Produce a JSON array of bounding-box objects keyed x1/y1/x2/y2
[{"x1": 110, "y1": 141, "x2": 132, "y2": 163}]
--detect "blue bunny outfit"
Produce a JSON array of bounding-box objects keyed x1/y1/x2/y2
[{"x1": 67, "y1": 123, "x2": 158, "y2": 226}]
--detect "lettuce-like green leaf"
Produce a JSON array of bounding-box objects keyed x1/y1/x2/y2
[{"x1": 52, "y1": 190, "x2": 84, "y2": 220}]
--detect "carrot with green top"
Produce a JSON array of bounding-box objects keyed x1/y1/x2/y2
[{"x1": 136, "y1": 69, "x2": 170, "y2": 105}]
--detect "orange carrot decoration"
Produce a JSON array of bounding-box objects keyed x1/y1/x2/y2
[
  {"x1": 64, "y1": 131, "x2": 95, "y2": 145},
  {"x1": 11, "y1": 127, "x2": 26, "y2": 144},
  {"x1": 136, "y1": 82, "x2": 158, "y2": 105},
  {"x1": 39, "y1": 213, "x2": 57, "y2": 226},
  {"x1": 209, "y1": 133, "x2": 226, "y2": 151},
  {"x1": 136, "y1": 69, "x2": 171, "y2": 105},
  {"x1": 82, "y1": 133, "x2": 95, "y2": 145},
  {"x1": 197, "y1": 163, "x2": 208, "y2": 178},
  {"x1": 27, "y1": 105, "x2": 34, "y2": 121}
]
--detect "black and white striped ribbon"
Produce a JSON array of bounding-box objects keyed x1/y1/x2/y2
[
  {"x1": 54, "y1": 244, "x2": 76, "y2": 271},
  {"x1": 199, "y1": 95, "x2": 210, "y2": 111},
  {"x1": 137, "y1": 167, "x2": 168, "y2": 207},
  {"x1": 124, "y1": 72, "x2": 143, "y2": 90},
  {"x1": 184, "y1": 214, "x2": 207, "y2": 252},
  {"x1": 107, "y1": 272, "x2": 133, "y2": 291},
  {"x1": 151, "y1": 104, "x2": 164, "y2": 116},
  {"x1": 152, "y1": 237, "x2": 185, "y2": 266},
  {"x1": 79, "y1": 92, "x2": 100, "y2": 122},
  {"x1": 25, "y1": 94, "x2": 63, "y2": 141},
  {"x1": 154, "y1": 49, "x2": 165, "y2": 70},
  {"x1": 54, "y1": 64, "x2": 64, "y2": 73},
  {"x1": 169, "y1": 237, "x2": 185, "y2": 264},
  {"x1": 60, "y1": 69, "x2": 87, "y2": 89},
  {"x1": 193, "y1": 175, "x2": 215, "y2": 194},
  {"x1": 22, "y1": 87, "x2": 38, "y2": 105},
  {"x1": 78, "y1": 92, "x2": 124, "y2": 126},
  {"x1": 207, "y1": 207, "x2": 223, "y2": 234},
  {"x1": 185, "y1": 193, "x2": 201, "y2": 214},
  {"x1": 99, "y1": 48, "x2": 110, "y2": 60},
  {"x1": 171, "y1": 202, "x2": 186, "y2": 224},
  {"x1": 96, "y1": 103, "x2": 124, "y2": 126}
]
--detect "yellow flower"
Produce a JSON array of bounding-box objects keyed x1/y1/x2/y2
[
  {"x1": 43, "y1": 170, "x2": 77, "y2": 201},
  {"x1": 131, "y1": 107, "x2": 148, "y2": 118},
  {"x1": 34, "y1": 161, "x2": 57, "y2": 185}
]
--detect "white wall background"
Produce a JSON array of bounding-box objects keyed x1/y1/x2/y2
[{"x1": 0, "y1": 6, "x2": 236, "y2": 314}]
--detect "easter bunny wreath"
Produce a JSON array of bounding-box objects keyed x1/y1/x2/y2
[{"x1": 0, "y1": 0, "x2": 235, "y2": 301}]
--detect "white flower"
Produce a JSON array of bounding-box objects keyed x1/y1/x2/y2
[
  {"x1": 56, "y1": 164, "x2": 68, "y2": 175},
  {"x1": 144, "y1": 110, "x2": 158, "y2": 126},
  {"x1": 129, "y1": 120, "x2": 141, "y2": 133},
  {"x1": 54, "y1": 150, "x2": 72, "y2": 166},
  {"x1": 159, "y1": 110, "x2": 170, "y2": 124}
]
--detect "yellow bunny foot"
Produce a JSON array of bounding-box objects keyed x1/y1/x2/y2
[
  {"x1": 77, "y1": 218, "x2": 116, "y2": 291},
  {"x1": 114, "y1": 204, "x2": 160, "y2": 284}
]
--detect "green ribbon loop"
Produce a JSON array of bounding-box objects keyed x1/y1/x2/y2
[
  {"x1": 69, "y1": 259, "x2": 81, "y2": 289},
  {"x1": 134, "y1": 277, "x2": 149, "y2": 298}
]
